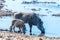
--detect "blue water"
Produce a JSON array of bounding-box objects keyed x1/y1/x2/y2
[
  {"x1": 1, "y1": 0, "x2": 60, "y2": 37},
  {"x1": 0, "y1": 16, "x2": 60, "y2": 37}
]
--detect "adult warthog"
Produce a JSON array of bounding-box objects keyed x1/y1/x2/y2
[{"x1": 14, "y1": 12, "x2": 45, "y2": 36}]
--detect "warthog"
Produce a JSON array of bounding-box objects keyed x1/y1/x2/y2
[
  {"x1": 10, "y1": 19, "x2": 26, "y2": 34},
  {"x1": 14, "y1": 12, "x2": 45, "y2": 36}
]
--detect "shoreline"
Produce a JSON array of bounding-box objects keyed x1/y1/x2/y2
[
  {"x1": 0, "y1": 31, "x2": 60, "y2": 40},
  {"x1": 0, "y1": 10, "x2": 60, "y2": 17}
]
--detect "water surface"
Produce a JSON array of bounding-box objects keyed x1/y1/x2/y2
[
  {"x1": 1, "y1": 0, "x2": 60, "y2": 37},
  {"x1": 0, "y1": 16, "x2": 60, "y2": 37}
]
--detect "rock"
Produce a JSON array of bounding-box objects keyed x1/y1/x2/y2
[{"x1": 52, "y1": 14, "x2": 60, "y2": 16}]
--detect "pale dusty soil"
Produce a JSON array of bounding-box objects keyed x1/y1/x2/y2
[{"x1": 0, "y1": 31, "x2": 60, "y2": 40}]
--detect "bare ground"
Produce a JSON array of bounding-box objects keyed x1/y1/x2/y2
[{"x1": 0, "y1": 31, "x2": 60, "y2": 40}]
